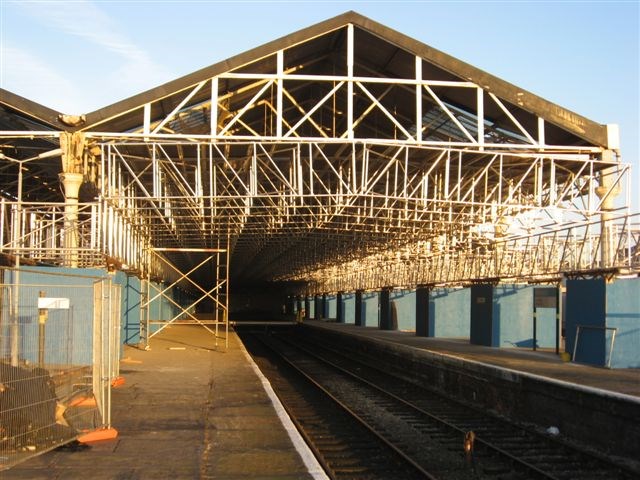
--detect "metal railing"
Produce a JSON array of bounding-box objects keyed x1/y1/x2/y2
[
  {"x1": 0, "y1": 199, "x2": 165, "y2": 281},
  {"x1": 302, "y1": 213, "x2": 640, "y2": 293},
  {"x1": 0, "y1": 200, "x2": 104, "y2": 267}
]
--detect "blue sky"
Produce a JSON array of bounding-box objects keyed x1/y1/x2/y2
[{"x1": 1, "y1": 0, "x2": 638, "y2": 210}]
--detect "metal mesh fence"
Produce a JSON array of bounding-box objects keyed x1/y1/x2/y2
[{"x1": 0, "y1": 268, "x2": 120, "y2": 470}]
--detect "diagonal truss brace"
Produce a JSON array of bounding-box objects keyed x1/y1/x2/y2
[{"x1": 141, "y1": 247, "x2": 229, "y2": 349}]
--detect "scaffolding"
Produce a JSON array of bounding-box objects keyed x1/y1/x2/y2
[
  {"x1": 0, "y1": 11, "x2": 637, "y2": 302},
  {"x1": 140, "y1": 246, "x2": 229, "y2": 350},
  {"x1": 2, "y1": 10, "x2": 638, "y2": 471}
]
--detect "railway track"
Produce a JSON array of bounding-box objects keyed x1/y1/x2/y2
[
  {"x1": 240, "y1": 331, "x2": 435, "y2": 480},
  {"x1": 239, "y1": 327, "x2": 638, "y2": 480}
]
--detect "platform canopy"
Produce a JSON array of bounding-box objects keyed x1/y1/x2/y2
[{"x1": 0, "y1": 11, "x2": 634, "y2": 292}]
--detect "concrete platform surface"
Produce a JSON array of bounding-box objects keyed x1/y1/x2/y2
[
  {"x1": 304, "y1": 320, "x2": 640, "y2": 397},
  {"x1": 4, "y1": 325, "x2": 320, "y2": 479}
]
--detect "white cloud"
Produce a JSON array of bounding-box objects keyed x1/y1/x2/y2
[
  {"x1": 10, "y1": 0, "x2": 172, "y2": 110},
  {"x1": 19, "y1": 1, "x2": 153, "y2": 65},
  {"x1": 1, "y1": 43, "x2": 88, "y2": 113}
]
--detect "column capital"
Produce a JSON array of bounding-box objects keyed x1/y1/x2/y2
[{"x1": 59, "y1": 131, "x2": 87, "y2": 174}]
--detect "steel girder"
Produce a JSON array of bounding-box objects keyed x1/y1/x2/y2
[{"x1": 0, "y1": 17, "x2": 636, "y2": 294}]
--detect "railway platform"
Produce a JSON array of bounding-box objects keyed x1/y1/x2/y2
[
  {"x1": 298, "y1": 319, "x2": 640, "y2": 461},
  {"x1": 5, "y1": 320, "x2": 638, "y2": 477},
  {"x1": 4, "y1": 325, "x2": 324, "y2": 479},
  {"x1": 302, "y1": 320, "x2": 640, "y2": 397}
]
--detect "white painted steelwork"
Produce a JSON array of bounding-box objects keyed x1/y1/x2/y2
[{"x1": 0, "y1": 15, "x2": 636, "y2": 298}]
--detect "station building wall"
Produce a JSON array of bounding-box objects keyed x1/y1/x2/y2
[
  {"x1": 363, "y1": 291, "x2": 379, "y2": 327},
  {"x1": 567, "y1": 277, "x2": 640, "y2": 368},
  {"x1": 114, "y1": 273, "x2": 184, "y2": 344},
  {"x1": 470, "y1": 284, "x2": 556, "y2": 348},
  {"x1": 327, "y1": 294, "x2": 336, "y2": 319},
  {"x1": 116, "y1": 273, "x2": 141, "y2": 345},
  {"x1": 343, "y1": 293, "x2": 355, "y2": 324},
  {"x1": 493, "y1": 285, "x2": 555, "y2": 349},
  {"x1": 429, "y1": 287, "x2": 470, "y2": 337},
  {"x1": 307, "y1": 296, "x2": 314, "y2": 318},
  {"x1": 390, "y1": 289, "x2": 415, "y2": 331},
  {"x1": 314, "y1": 296, "x2": 322, "y2": 319},
  {"x1": 606, "y1": 277, "x2": 640, "y2": 368}
]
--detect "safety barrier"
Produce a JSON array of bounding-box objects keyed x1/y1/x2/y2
[{"x1": 0, "y1": 267, "x2": 121, "y2": 470}]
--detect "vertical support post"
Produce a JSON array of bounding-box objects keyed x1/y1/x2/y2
[
  {"x1": 277, "y1": 50, "x2": 284, "y2": 138},
  {"x1": 105, "y1": 277, "x2": 113, "y2": 428},
  {"x1": 304, "y1": 296, "x2": 311, "y2": 321},
  {"x1": 211, "y1": 77, "x2": 218, "y2": 136},
  {"x1": 336, "y1": 292, "x2": 344, "y2": 323},
  {"x1": 444, "y1": 150, "x2": 450, "y2": 199},
  {"x1": 538, "y1": 117, "x2": 545, "y2": 146},
  {"x1": 139, "y1": 256, "x2": 152, "y2": 351},
  {"x1": 533, "y1": 303, "x2": 538, "y2": 351},
  {"x1": 287, "y1": 296, "x2": 294, "y2": 315},
  {"x1": 314, "y1": 295, "x2": 321, "y2": 320},
  {"x1": 416, "y1": 285, "x2": 430, "y2": 337},
  {"x1": 10, "y1": 164, "x2": 24, "y2": 366},
  {"x1": 92, "y1": 280, "x2": 104, "y2": 422},
  {"x1": 477, "y1": 87, "x2": 484, "y2": 148},
  {"x1": 379, "y1": 287, "x2": 391, "y2": 330},
  {"x1": 144, "y1": 274, "x2": 151, "y2": 350},
  {"x1": 595, "y1": 155, "x2": 621, "y2": 268},
  {"x1": 555, "y1": 285, "x2": 561, "y2": 355},
  {"x1": 415, "y1": 56, "x2": 422, "y2": 143},
  {"x1": 215, "y1": 240, "x2": 220, "y2": 348},
  {"x1": 0, "y1": 198, "x2": 5, "y2": 250},
  {"x1": 549, "y1": 159, "x2": 557, "y2": 206},
  {"x1": 355, "y1": 289, "x2": 364, "y2": 326},
  {"x1": 470, "y1": 284, "x2": 494, "y2": 346},
  {"x1": 322, "y1": 293, "x2": 328, "y2": 319},
  {"x1": 38, "y1": 290, "x2": 47, "y2": 366},
  {"x1": 347, "y1": 24, "x2": 354, "y2": 140},
  {"x1": 225, "y1": 231, "x2": 230, "y2": 349},
  {"x1": 59, "y1": 172, "x2": 84, "y2": 268},
  {"x1": 58, "y1": 131, "x2": 85, "y2": 268},
  {"x1": 536, "y1": 158, "x2": 543, "y2": 206},
  {"x1": 143, "y1": 103, "x2": 151, "y2": 140}
]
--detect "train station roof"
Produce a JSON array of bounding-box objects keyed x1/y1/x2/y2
[
  {"x1": 0, "y1": 11, "x2": 628, "y2": 289},
  {"x1": 2, "y1": 11, "x2": 609, "y2": 147}
]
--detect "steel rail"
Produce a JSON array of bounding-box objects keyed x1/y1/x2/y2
[
  {"x1": 286, "y1": 336, "x2": 558, "y2": 480},
  {"x1": 253, "y1": 333, "x2": 438, "y2": 480},
  {"x1": 284, "y1": 332, "x2": 638, "y2": 480}
]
